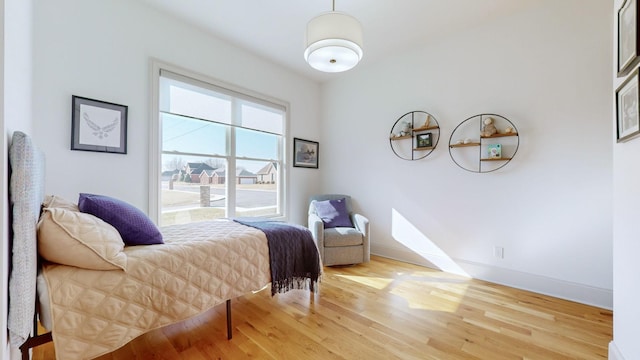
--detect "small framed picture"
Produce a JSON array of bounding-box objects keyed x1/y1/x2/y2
[
  {"x1": 293, "y1": 138, "x2": 319, "y2": 168},
  {"x1": 71, "y1": 95, "x2": 128, "y2": 154},
  {"x1": 487, "y1": 144, "x2": 502, "y2": 159},
  {"x1": 616, "y1": 68, "x2": 640, "y2": 142},
  {"x1": 619, "y1": 0, "x2": 640, "y2": 76},
  {"x1": 416, "y1": 133, "x2": 432, "y2": 148}
]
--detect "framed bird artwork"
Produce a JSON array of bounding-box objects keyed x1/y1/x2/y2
[{"x1": 71, "y1": 95, "x2": 128, "y2": 154}]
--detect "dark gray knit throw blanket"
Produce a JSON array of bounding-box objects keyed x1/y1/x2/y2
[{"x1": 233, "y1": 219, "x2": 321, "y2": 296}]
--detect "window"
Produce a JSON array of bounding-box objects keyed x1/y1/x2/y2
[{"x1": 152, "y1": 68, "x2": 287, "y2": 226}]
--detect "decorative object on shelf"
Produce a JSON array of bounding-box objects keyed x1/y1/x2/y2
[
  {"x1": 618, "y1": 0, "x2": 640, "y2": 77},
  {"x1": 487, "y1": 144, "x2": 502, "y2": 159},
  {"x1": 304, "y1": 0, "x2": 363, "y2": 73},
  {"x1": 422, "y1": 115, "x2": 431, "y2": 129},
  {"x1": 293, "y1": 138, "x2": 319, "y2": 168},
  {"x1": 616, "y1": 67, "x2": 640, "y2": 142},
  {"x1": 389, "y1": 111, "x2": 440, "y2": 160},
  {"x1": 71, "y1": 95, "x2": 128, "y2": 154},
  {"x1": 416, "y1": 133, "x2": 432, "y2": 148},
  {"x1": 480, "y1": 117, "x2": 498, "y2": 137},
  {"x1": 504, "y1": 126, "x2": 516, "y2": 134},
  {"x1": 400, "y1": 120, "x2": 412, "y2": 136},
  {"x1": 448, "y1": 113, "x2": 519, "y2": 173}
]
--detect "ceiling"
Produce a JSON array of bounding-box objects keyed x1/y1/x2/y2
[{"x1": 137, "y1": 0, "x2": 541, "y2": 83}]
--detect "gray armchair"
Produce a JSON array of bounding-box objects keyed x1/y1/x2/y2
[{"x1": 308, "y1": 194, "x2": 370, "y2": 266}]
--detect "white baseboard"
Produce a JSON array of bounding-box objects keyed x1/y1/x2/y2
[
  {"x1": 371, "y1": 244, "x2": 613, "y2": 310},
  {"x1": 609, "y1": 341, "x2": 625, "y2": 360}
]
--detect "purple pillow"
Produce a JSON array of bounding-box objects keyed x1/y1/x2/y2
[
  {"x1": 78, "y1": 193, "x2": 163, "y2": 246},
  {"x1": 314, "y1": 198, "x2": 353, "y2": 228}
]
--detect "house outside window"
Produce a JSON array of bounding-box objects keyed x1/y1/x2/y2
[{"x1": 151, "y1": 66, "x2": 288, "y2": 226}]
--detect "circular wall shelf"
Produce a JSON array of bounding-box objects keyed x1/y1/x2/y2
[
  {"x1": 448, "y1": 113, "x2": 519, "y2": 173},
  {"x1": 389, "y1": 111, "x2": 440, "y2": 161}
]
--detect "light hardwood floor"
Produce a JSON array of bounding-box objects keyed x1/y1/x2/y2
[{"x1": 32, "y1": 256, "x2": 612, "y2": 359}]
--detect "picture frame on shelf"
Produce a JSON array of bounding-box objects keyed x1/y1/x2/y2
[
  {"x1": 619, "y1": 0, "x2": 640, "y2": 77},
  {"x1": 487, "y1": 144, "x2": 502, "y2": 159},
  {"x1": 293, "y1": 137, "x2": 319, "y2": 168},
  {"x1": 71, "y1": 95, "x2": 128, "y2": 154},
  {"x1": 416, "y1": 133, "x2": 432, "y2": 148},
  {"x1": 616, "y1": 68, "x2": 640, "y2": 142}
]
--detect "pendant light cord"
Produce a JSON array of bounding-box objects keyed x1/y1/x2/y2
[{"x1": 332, "y1": 0, "x2": 335, "y2": 11}]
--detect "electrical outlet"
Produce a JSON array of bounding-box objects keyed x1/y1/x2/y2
[{"x1": 493, "y1": 246, "x2": 504, "y2": 259}]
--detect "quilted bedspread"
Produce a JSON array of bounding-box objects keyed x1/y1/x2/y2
[{"x1": 42, "y1": 220, "x2": 272, "y2": 360}]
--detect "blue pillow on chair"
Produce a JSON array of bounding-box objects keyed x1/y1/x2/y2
[{"x1": 314, "y1": 198, "x2": 353, "y2": 228}]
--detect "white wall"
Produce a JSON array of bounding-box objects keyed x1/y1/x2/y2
[
  {"x1": 1, "y1": 3, "x2": 6, "y2": 358},
  {"x1": 3, "y1": 0, "x2": 33, "y2": 358},
  {"x1": 320, "y1": 0, "x2": 613, "y2": 308},
  {"x1": 24, "y1": 0, "x2": 620, "y2": 351},
  {"x1": 611, "y1": 0, "x2": 640, "y2": 358},
  {"x1": 11, "y1": 0, "x2": 624, "y2": 357},
  {"x1": 31, "y1": 0, "x2": 321, "y2": 225}
]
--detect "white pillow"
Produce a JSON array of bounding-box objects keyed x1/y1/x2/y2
[
  {"x1": 37, "y1": 208, "x2": 127, "y2": 271},
  {"x1": 43, "y1": 194, "x2": 79, "y2": 212}
]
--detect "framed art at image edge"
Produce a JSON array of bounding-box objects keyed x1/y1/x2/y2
[
  {"x1": 293, "y1": 138, "x2": 319, "y2": 168},
  {"x1": 619, "y1": 0, "x2": 640, "y2": 77},
  {"x1": 71, "y1": 95, "x2": 128, "y2": 154},
  {"x1": 616, "y1": 68, "x2": 640, "y2": 142}
]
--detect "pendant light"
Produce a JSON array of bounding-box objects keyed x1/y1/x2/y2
[{"x1": 304, "y1": 0, "x2": 363, "y2": 73}]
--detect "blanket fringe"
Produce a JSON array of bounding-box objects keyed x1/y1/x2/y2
[{"x1": 272, "y1": 275, "x2": 321, "y2": 295}]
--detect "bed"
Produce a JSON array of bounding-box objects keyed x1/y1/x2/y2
[{"x1": 7, "y1": 131, "x2": 322, "y2": 360}]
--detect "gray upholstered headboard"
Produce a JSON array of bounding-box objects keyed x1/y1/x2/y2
[{"x1": 8, "y1": 131, "x2": 45, "y2": 346}]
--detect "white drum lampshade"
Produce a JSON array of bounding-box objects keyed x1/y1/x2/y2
[{"x1": 304, "y1": 12, "x2": 363, "y2": 73}]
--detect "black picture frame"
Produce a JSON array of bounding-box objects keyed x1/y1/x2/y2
[
  {"x1": 416, "y1": 133, "x2": 432, "y2": 148},
  {"x1": 616, "y1": 68, "x2": 640, "y2": 142},
  {"x1": 293, "y1": 138, "x2": 319, "y2": 168},
  {"x1": 71, "y1": 95, "x2": 128, "y2": 154},
  {"x1": 618, "y1": 0, "x2": 640, "y2": 77}
]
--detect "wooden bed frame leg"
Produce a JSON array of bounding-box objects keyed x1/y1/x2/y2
[{"x1": 226, "y1": 299, "x2": 232, "y2": 340}]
